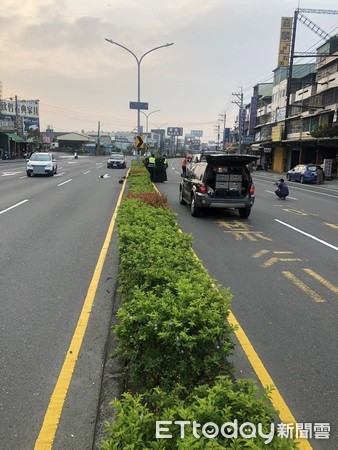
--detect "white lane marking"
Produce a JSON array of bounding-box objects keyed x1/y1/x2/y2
[
  {"x1": 288, "y1": 186, "x2": 338, "y2": 198},
  {"x1": 83, "y1": 170, "x2": 91, "y2": 175},
  {"x1": 0, "y1": 199, "x2": 29, "y2": 215},
  {"x1": 275, "y1": 219, "x2": 338, "y2": 252},
  {"x1": 266, "y1": 190, "x2": 298, "y2": 200},
  {"x1": 57, "y1": 179, "x2": 72, "y2": 187},
  {"x1": 19, "y1": 176, "x2": 27, "y2": 179},
  {"x1": 55, "y1": 172, "x2": 65, "y2": 177},
  {"x1": 1, "y1": 171, "x2": 23, "y2": 176}
]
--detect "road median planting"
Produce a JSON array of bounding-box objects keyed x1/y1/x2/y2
[{"x1": 99, "y1": 163, "x2": 297, "y2": 449}]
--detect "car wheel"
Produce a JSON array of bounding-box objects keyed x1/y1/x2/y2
[
  {"x1": 286, "y1": 174, "x2": 290, "y2": 181},
  {"x1": 54, "y1": 167, "x2": 57, "y2": 175},
  {"x1": 27, "y1": 171, "x2": 31, "y2": 177},
  {"x1": 190, "y1": 195, "x2": 201, "y2": 217},
  {"x1": 49, "y1": 171, "x2": 54, "y2": 177},
  {"x1": 300, "y1": 176, "x2": 304, "y2": 184},
  {"x1": 179, "y1": 188, "x2": 186, "y2": 205},
  {"x1": 238, "y1": 207, "x2": 251, "y2": 218}
]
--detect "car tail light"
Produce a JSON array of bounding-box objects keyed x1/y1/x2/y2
[
  {"x1": 250, "y1": 184, "x2": 255, "y2": 196},
  {"x1": 198, "y1": 185, "x2": 207, "y2": 193},
  {"x1": 304, "y1": 170, "x2": 311, "y2": 175}
]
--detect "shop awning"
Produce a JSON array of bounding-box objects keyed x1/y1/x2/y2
[{"x1": 5, "y1": 132, "x2": 25, "y2": 143}]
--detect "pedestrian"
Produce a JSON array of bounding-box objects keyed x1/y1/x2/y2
[
  {"x1": 275, "y1": 178, "x2": 289, "y2": 200},
  {"x1": 181, "y1": 156, "x2": 187, "y2": 176},
  {"x1": 316, "y1": 166, "x2": 324, "y2": 184}
]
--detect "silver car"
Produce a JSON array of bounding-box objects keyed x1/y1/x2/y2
[{"x1": 26, "y1": 152, "x2": 58, "y2": 177}]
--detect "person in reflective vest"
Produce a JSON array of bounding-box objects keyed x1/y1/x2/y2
[{"x1": 147, "y1": 153, "x2": 156, "y2": 181}]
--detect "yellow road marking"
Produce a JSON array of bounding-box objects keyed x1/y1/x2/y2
[
  {"x1": 159, "y1": 181, "x2": 312, "y2": 448},
  {"x1": 282, "y1": 271, "x2": 326, "y2": 303},
  {"x1": 252, "y1": 249, "x2": 270, "y2": 258},
  {"x1": 303, "y1": 269, "x2": 338, "y2": 295},
  {"x1": 228, "y1": 312, "x2": 312, "y2": 450},
  {"x1": 34, "y1": 176, "x2": 128, "y2": 449},
  {"x1": 324, "y1": 222, "x2": 338, "y2": 229},
  {"x1": 223, "y1": 231, "x2": 273, "y2": 241},
  {"x1": 261, "y1": 257, "x2": 301, "y2": 267},
  {"x1": 283, "y1": 208, "x2": 308, "y2": 216}
]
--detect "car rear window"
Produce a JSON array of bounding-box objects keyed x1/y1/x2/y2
[{"x1": 307, "y1": 166, "x2": 318, "y2": 172}]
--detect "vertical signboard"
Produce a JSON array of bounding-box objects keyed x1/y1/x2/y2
[
  {"x1": 277, "y1": 17, "x2": 293, "y2": 67},
  {"x1": 248, "y1": 96, "x2": 258, "y2": 136}
]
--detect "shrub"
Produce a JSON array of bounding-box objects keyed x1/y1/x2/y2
[
  {"x1": 102, "y1": 377, "x2": 298, "y2": 449},
  {"x1": 100, "y1": 164, "x2": 298, "y2": 450}
]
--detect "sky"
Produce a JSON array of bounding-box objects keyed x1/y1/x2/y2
[{"x1": 1, "y1": 0, "x2": 338, "y2": 142}]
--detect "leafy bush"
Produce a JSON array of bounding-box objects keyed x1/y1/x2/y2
[
  {"x1": 310, "y1": 124, "x2": 338, "y2": 138},
  {"x1": 115, "y1": 198, "x2": 234, "y2": 390},
  {"x1": 100, "y1": 165, "x2": 298, "y2": 450},
  {"x1": 102, "y1": 377, "x2": 297, "y2": 449}
]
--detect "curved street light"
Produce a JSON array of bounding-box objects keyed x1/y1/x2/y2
[
  {"x1": 141, "y1": 109, "x2": 161, "y2": 147},
  {"x1": 104, "y1": 39, "x2": 173, "y2": 139}
]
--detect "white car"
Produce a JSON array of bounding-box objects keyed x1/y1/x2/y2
[{"x1": 26, "y1": 152, "x2": 58, "y2": 177}]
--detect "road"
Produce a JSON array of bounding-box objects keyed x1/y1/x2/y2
[
  {"x1": 0, "y1": 154, "x2": 127, "y2": 449},
  {"x1": 156, "y1": 159, "x2": 338, "y2": 450}
]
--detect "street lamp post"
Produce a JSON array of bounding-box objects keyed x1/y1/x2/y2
[
  {"x1": 105, "y1": 39, "x2": 173, "y2": 161},
  {"x1": 141, "y1": 109, "x2": 161, "y2": 149}
]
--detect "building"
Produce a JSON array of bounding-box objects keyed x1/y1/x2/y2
[{"x1": 240, "y1": 33, "x2": 338, "y2": 175}]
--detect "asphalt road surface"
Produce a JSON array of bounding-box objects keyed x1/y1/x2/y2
[
  {"x1": 0, "y1": 154, "x2": 126, "y2": 449},
  {"x1": 156, "y1": 159, "x2": 338, "y2": 450}
]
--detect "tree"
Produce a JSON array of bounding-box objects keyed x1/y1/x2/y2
[{"x1": 27, "y1": 129, "x2": 43, "y2": 149}]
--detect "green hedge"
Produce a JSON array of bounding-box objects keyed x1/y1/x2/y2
[
  {"x1": 101, "y1": 165, "x2": 298, "y2": 449},
  {"x1": 102, "y1": 377, "x2": 297, "y2": 449}
]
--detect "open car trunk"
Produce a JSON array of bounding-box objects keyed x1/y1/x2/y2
[{"x1": 205, "y1": 164, "x2": 252, "y2": 199}]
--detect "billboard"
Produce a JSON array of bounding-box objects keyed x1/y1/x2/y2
[
  {"x1": 167, "y1": 127, "x2": 183, "y2": 136},
  {"x1": 191, "y1": 130, "x2": 203, "y2": 137},
  {"x1": 0, "y1": 99, "x2": 40, "y2": 132},
  {"x1": 277, "y1": 17, "x2": 293, "y2": 67}
]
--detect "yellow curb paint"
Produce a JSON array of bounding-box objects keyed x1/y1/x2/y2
[
  {"x1": 227, "y1": 311, "x2": 313, "y2": 450},
  {"x1": 282, "y1": 271, "x2": 326, "y2": 303},
  {"x1": 34, "y1": 175, "x2": 129, "y2": 449}
]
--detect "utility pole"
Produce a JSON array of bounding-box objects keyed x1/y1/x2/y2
[
  {"x1": 232, "y1": 87, "x2": 243, "y2": 153},
  {"x1": 218, "y1": 113, "x2": 226, "y2": 151},
  {"x1": 214, "y1": 123, "x2": 220, "y2": 150},
  {"x1": 96, "y1": 120, "x2": 101, "y2": 155}
]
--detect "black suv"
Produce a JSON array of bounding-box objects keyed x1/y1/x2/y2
[{"x1": 179, "y1": 154, "x2": 258, "y2": 218}]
